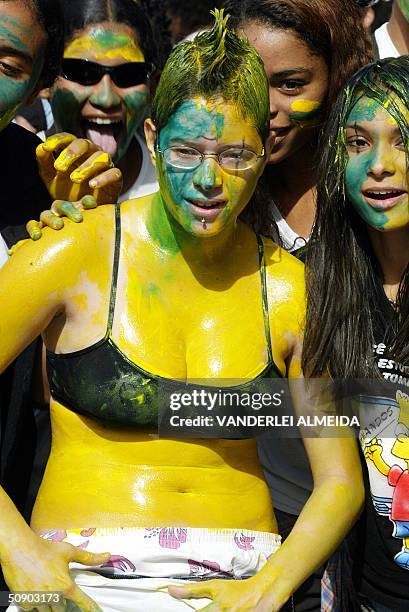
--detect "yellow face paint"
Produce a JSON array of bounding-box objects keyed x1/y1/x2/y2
[
  {"x1": 289, "y1": 99, "x2": 322, "y2": 127},
  {"x1": 64, "y1": 25, "x2": 145, "y2": 63}
]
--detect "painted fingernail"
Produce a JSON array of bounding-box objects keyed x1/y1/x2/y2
[
  {"x1": 89, "y1": 179, "x2": 98, "y2": 187},
  {"x1": 71, "y1": 168, "x2": 88, "y2": 182},
  {"x1": 82, "y1": 195, "x2": 97, "y2": 208}
]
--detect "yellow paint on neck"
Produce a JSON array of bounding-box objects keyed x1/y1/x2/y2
[{"x1": 64, "y1": 27, "x2": 145, "y2": 63}]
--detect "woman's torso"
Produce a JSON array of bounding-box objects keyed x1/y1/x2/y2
[{"x1": 31, "y1": 197, "x2": 305, "y2": 533}]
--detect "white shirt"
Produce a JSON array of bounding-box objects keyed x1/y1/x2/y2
[
  {"x1": 0, "y1": 235, "x2": 9, "y2": 268},
  {"x1": 374, "y1": 22, "x2": 400, "y2": 58},
  {"x1": 120, "y1": 132, "x2": 158, "y2": 201},
  {"x1": 270, "y1": 202, "x2": 308, "y2": 252}
]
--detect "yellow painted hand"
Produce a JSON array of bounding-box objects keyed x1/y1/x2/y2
[
  {"x1": 168, "y1": 576, "x2": 281, "y2": 611},
  {"x1": 25, "y1": 195, "x2": 100, "y2": 240},
  {"x1": 2, "y1": 534, "x2": 110, "y2": 612},
  {"x1": 36, "y1": 132, "x2": 123, "y2": 204}
]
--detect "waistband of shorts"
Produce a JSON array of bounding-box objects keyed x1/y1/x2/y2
[{"x1": 40, "y1": 527, "x2": 281, "y2": 548}]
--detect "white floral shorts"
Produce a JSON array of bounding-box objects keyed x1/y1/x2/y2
[{"x1": 13, "y1": 526, "x2": 281, "y2": 611}]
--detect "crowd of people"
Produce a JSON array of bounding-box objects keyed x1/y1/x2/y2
[{"x1": 0, "y1": 0, "x2": 408, "y2": 611}]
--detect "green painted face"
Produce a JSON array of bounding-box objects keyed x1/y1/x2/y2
[
  {"x1": 51, "y1": 22, "x2": 149, "y2": 162},
  {"x1": 0, "y1": 5, "x2": 46, "y2": 132},
  {"x1": 155, "y1": 97, "x2": 266, "y2": 237},
  {"x1": 345, "y1": 96, "x2": 409, "y2": 232},
  {"x1": 398, "y1": 0, "x2": 409, "y2": 22}
]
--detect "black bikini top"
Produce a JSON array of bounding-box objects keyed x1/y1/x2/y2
[{"x1": 46, "y1": 204, "x2": 282, "y2": 427}]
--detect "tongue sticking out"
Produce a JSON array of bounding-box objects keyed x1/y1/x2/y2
[{"x1": 86, "y1": 124, "x2": 119, "y2": 158}]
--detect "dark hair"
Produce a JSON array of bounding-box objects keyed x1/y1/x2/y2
[
  {"x1": 166, "y1": 0, "x2": 222, "y2": 41},
  {"x1": 29, "y1": 0, "x2": 64, "y2": 89},
  {"x1": 224, "y1": 0, "x2": 373, "y2": 114},
  {"x1": 303, "y1": 57, "x2": 409, "y2": 379},
  {"x1": 63, "y1": 0, "x2": 171, "y2": 72}
]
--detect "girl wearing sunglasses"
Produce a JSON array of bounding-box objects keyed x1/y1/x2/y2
[{"x1": 44, "y1": 0, "x2": 167, "y2": 202}]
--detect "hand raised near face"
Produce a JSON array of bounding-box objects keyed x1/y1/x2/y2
[{"x1": 30, "y1": 133, "x2": 123, "y2": 239}]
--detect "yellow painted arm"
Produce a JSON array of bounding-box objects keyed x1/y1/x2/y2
[{"x1": 0, "y1": 235, "x2": 69, "y2": 371}]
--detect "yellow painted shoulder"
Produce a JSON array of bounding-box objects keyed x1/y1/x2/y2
[
  {"x1": 120, "y1": 192, "x2": 156, "y2": 209},
  {"x1": 260, "y1": 238, "x2": 306, "y2": 375},
  {"x1": 262, "y1": 238, "x2": 306, "y2": 305}
]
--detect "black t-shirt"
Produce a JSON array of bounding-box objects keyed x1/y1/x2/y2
[
  {"x1": 0, "y1": 123, "x2": 51, "y2": 510},
  {"x1": 0, "y1": 122, "x2": 51, "y2": 246},
  {"x1": 355, "y1": 290, "x2": 409, "y2": 609}
]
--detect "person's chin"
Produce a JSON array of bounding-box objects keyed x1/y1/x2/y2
[{"x1": 267, "y1": 136, "x2": 298, "y2": 165}]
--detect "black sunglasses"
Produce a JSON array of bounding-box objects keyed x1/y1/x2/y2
[{"x1": 61, "y1": 58, "x2": 152, "y2": 88}]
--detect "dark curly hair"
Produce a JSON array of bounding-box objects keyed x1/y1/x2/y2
[{"x1": 29, "y1": 0, "x2": 64, "y2": 89}]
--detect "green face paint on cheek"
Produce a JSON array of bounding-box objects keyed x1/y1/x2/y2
[
  {"x1": 51, "y1": 86, "x2": 86, "y2": 134},
  {"x1": 116, "y1": 90, "x2": 149, "y2": 161},
  {"x1": 289, "y1": 100, "x2": 322, "y2": 127},
  {"x1": 155, "y1": 99, "x2": 264, "y2": 236},
  {"x1": 345, "y1": 146, "x2": 389, "y2": 229}
]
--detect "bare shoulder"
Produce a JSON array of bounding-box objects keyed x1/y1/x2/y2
[
  {"x1": 262, "y1": 237, "x2": 306, "y2": 307},
  {"x1": 3, "y1": 206, "x2": 116, "y2": 292}
]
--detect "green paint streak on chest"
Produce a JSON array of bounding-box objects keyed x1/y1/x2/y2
[{"x1": 146, "y1": 193, "x2": 181, "y2": 255}]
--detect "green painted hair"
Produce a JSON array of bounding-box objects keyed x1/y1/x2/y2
[{"x1": 151, "y1": 9, "x2": 270, "y2": 140}]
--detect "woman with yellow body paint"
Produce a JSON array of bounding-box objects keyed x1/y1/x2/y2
[
  {"x1": 0, "y1": 12, "x2": 363, "y2": 612},
  {"x1": 303, "y1": 56, "x2": 409, "y2": 611}
]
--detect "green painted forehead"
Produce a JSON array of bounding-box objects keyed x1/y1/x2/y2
[
  {"x1": 158, "y1": 100, "x2": 225, "y2": 149},
  {"x1": 346, "y1": 96, "x2": 383, "y2": 123},
  {"x1": 0, "y1": 14, "x2": 30, "y2": 51},
  {"x1": 64, "y1": 25, "x2": 144, "y2": 62},
  {"x1": 87, "y1": 28, "x2": 133, "y2": 49}
]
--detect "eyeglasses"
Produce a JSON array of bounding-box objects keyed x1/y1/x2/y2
[
  {"x1": 156, "y1": 145, "x2": 265, "y2": 171},
  {"x1": 61, "y1": 58, "x2": 152, "y2": 88}
]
